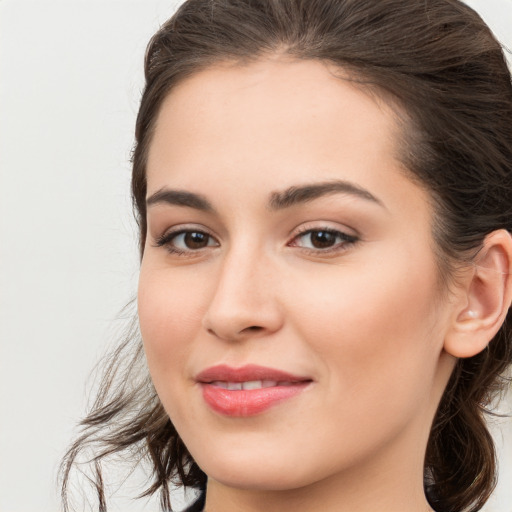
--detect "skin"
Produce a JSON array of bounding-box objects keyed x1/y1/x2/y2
[{"x1": 138, "y1": 57, "x2": 464, "y2": 512}]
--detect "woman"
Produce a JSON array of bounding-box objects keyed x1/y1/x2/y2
[{"x1": 61, "y1": 1, "x2": 512, "y2": 511}]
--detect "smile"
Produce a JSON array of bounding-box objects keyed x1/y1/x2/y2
[
  {"x1": 196, "y1": 364, "x2": 312, "y2": 417},
  {"x1": 209, "y1": 380, "x2": 298, "y2": 390}
]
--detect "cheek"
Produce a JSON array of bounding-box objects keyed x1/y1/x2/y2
[
  {"x1": 287, "y1": 249, "x2": 443, "y2": 413},
  {"x1": 137, "y1": 263, "x2": 206, "y2": 384}
]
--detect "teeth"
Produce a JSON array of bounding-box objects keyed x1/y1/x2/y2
[
  {"x1": 242, "y1": 380, "x2": 262, "y2": 390},
  {"x1": 209, "y1": 380, "x2": 281, "y2": 390},
  {"x1": 243, "y1": 380, "x2": 279, "y2": 390},
  {"x1": 210, "y1": 381, "x2": 230, "y2": 389}
]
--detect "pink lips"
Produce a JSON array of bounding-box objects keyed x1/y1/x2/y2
[{"x1": 196, "y1": 364, "x2": 312, "y2": 417}]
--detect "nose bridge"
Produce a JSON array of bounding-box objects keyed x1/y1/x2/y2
[{"x1": 203, "y1": 238, "x2": 282, "y2": 340}]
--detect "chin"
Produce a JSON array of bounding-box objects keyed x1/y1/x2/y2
[
  {"x1": 189, "y1": 440, "x2": 331, "y2": 492},
  {"x1": 205, "y1": 464, "x2": 311, "y2": 492}
]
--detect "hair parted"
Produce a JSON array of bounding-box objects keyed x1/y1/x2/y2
[{"x1": 60, "y1": 1, "x2": 512, "y2": 511}]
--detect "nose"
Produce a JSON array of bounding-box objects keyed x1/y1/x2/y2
[{"x1": 202, "y1": 247, "x2": 284, "y2": 342}]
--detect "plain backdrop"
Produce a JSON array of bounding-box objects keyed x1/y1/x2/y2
[{"x1": 0, "y1": 1, "x2": 511, "y2": 511}]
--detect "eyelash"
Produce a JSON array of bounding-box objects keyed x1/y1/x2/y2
[
  {"x1": 288, "y1": 227, "x2": 359, "y2": 255},
  {"x1": 154, "y1": 226, "x2": 359, "y2": 257},
  {"x1": 154, "y1": 228, "x2": 218, "y2": 256}
]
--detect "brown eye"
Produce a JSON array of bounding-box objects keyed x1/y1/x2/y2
[
  {"x1": 183, "y1": 231, "x2": 210, "y2": 249},
  {"x1": 291, "y1": 228, "x2": 358, "y2": 252},
  {"x1": 156, "y1": 229, "x2": 219, "y2": 254},
  {"x1": 309, "y1": 230, "x2": 337, "y2": 248}
]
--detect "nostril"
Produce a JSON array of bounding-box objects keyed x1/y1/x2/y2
[{"x1": 204, "y1": 319, "x2": 274, "y2": 340}]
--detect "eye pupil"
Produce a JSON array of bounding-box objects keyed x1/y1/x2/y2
[
  {"x1": 184, "y1": 232, "x2": 209, "y2": 249},
  {"x1": 310, "y1": 231, "x2": 336, "y2": 248}
]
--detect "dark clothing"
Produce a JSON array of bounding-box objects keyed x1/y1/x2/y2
[{"x1": 182, "y1": 489, "x2": 206, "y2": 512}]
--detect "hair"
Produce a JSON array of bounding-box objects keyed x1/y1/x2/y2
[{"x1": 60, "y1": 1, "x2": 512, "y2": 511}]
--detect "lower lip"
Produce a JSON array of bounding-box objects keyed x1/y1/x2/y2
[{"x1": 201, "y1": 383, "x2": 310, "y2": 417}]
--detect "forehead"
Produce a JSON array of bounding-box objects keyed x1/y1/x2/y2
[
  {"x1": 147, "y1": 57, "x2": 402, "y2": 184},
  {"x1": 145, "y1": 57, "x2": 430, "y2": 224}
]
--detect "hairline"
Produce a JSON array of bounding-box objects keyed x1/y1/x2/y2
[{"x1": 140, "y1": 52, "x2": 468, "y2": 291}]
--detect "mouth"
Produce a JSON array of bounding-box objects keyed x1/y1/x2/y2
[
  {"x1": 196, "y1": 364, "x2": 313, "y2": 417},
  {"x1": 208, "y1": 380, "x2": 300, "y2": 390}
]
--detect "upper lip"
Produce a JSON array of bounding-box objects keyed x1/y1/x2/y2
[{"x1": 195, "y1": 364, "x2": 312, "y2": 383}]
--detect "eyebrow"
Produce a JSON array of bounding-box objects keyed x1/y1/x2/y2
[
  {"x1": 146, "y1": 180, "x2": 384, "y2": 212},
  {"x1": 268, "y1": 180, "x2": 384, "y2": 210},
  {"x1": 146, "y1": 189, "x2": 214, "y2": 211}
]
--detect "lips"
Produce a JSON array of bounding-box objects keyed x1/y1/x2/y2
[{"x1": 196, "y1": 364, "x2": 312, "y2": 417}]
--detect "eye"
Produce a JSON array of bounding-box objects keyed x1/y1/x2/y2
[
  {"x1": 289, "y1": 228, "x2": 358, "y2": 252},
  {"x1": 155, "y1": 229, "x2": 219, "y2": 255}
]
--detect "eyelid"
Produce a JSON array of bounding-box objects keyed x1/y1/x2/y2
[
  {"x1": 153, "y1": 224, "x2": 220, "y2": 255},
  {"x1": 152, "y1": 222, "x2": 359, "y2": 257},
  {"x1": 290, "y1": 220, "x2": 359, "y2": 241},
  {"x1": 287, "y1": 224, "x2": 359, "y2": 254},
  {"x1": 292, "y1": 221, "x2": 358, "y2": 237}
]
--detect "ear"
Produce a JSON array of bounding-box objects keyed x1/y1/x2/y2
[{"x1": 444, "y1": 229, "x2": 512, "y2": 359}]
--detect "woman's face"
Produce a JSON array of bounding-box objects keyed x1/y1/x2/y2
[{"x1": 139, "y1": 58, "x2": 456, "y2": 492}]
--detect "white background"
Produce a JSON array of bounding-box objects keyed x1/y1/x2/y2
[{"x1": 0, "y1": 1, "x2": 511, "y2": 511}]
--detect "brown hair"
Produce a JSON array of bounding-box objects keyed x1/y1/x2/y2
[{"x1": 60, "y1": 1, "x2": 512, "y2": 511}]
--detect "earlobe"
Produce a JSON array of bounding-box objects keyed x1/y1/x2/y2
[{"x1": 444, "y1": 229, "x2": 512, "y2": 359}]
